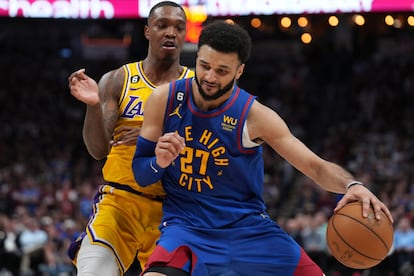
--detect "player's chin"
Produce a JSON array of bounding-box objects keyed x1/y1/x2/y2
[
  {"x1": 202, "y1": 85, "x2": 218, "y2": 95},
  {"x1": 161, "y1": 50, "x2": 179, "y2": 61}
]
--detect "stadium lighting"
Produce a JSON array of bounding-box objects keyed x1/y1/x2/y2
[
  {"x1": 251, "y1": 17, "x2": 262, "y2": 28},
  {"x1": 408, "y1": 16, "x2": 414, "y2": 26},
  {"x1": 353, "y1": 14, "x2": 365, "y2": 26},
  {"x1": 384, "y1": 15, "x2": 394, "y2": 26},
  {"x1": 280, "y1": 16, "x2": 292, "y2": 28},
  {"x1": 328, "y1": 15, "x2": 339, "y2": 27},
  {"x1": 301, "y1": 32, "x2": 312, "y2": 44},
  {"x1": 297, "y1": 16, "x2": 309, "y2": 28}
]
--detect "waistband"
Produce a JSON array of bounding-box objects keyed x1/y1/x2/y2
[{"x1": 107, "y1": 182, "x2": 165, "y2": 202}]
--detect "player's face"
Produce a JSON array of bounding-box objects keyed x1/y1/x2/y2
[
  {"x1": 145, "y1": 6, "x2": 187, "y2": 61},
  {"x1": 195, "y1": 45, "x2": 245, "y2": 101}
]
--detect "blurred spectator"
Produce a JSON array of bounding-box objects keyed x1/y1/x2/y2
[
  {"x1": 301, "y1": 211, "x2": 329, "y2": 272},
  {"x1": 38, "y1": 216, "x2": 76, "y2": 276},
  {"x1": 77, "y1": 179, "x2": 94, "y2": 220},
  {"x1": 284, "y1": 215, "x2": 304, "y2": 246},
  {"x1": 0, "y1": 214, "x2": 21, "y2": 275},
  {"x1": 392, "y1": 216, "x2": 414, "y2": 275},
  {"x1": 55, "y1": 179, "x2": 78, "y2": 218},
  {"x1": 19, "y1": 216, "x2": 48, "y2": 275}
]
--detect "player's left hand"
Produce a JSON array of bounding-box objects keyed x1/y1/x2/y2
[
  {"x1": 155, "y1": 132, "x2": 185, "y2": 168},
  {"x1": 334, "y1": 184, "x2": 393, "y2": 223},
  {"x1": 110, "y1": 126, "x2": 141, "y2": 146}
]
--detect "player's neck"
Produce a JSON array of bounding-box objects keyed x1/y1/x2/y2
[{"x1": 142, "y1": 58, "x2": 183, "y2": 85}]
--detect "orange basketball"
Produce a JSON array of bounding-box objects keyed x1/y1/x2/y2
[{"x1": 326, "y1": 201, "x2": 394, "y2": 269}]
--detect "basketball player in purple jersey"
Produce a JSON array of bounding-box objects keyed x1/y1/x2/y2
[{"x1": 67, "y1": 2, "x2": 193, "y2": 275}]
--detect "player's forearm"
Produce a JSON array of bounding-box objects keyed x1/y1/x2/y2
[
  {"x1": 132, "y1": 136, "x2": 165, "y2": 187},
  {"x1": 313, "y1": 160, "x2": 356, "y2": 194},
  {"x1": 82, "y1": 105, "x2": 110, "y2": 160}
]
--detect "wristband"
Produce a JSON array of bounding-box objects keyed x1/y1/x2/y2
[
  {"x1": 346, "y1": 181, "x2": 364, "y2": 190},
  {"x1": 132, "y1": 136, "x2": 166, "y2": 187},
  {"x1": 133, "y1": 156, "x2": 166, "y2": 187}
]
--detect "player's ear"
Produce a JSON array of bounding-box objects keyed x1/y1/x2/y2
[
  {"x1": 235, "y1": 64, "x2": 245, "y2": 80},
  {"x1": 144, "y1": 25, "x2": 150, "y2": 40}
]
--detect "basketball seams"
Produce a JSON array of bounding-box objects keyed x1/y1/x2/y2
[
  {"x1": 336, "y1": 212, "x2": 392, "y2": 252},
  {"x1": 326, "y1": 202, "x2": 394, "y2": 269},
  {"x1": 330, "y1": 213, "x2": 387, "y2": 260}
]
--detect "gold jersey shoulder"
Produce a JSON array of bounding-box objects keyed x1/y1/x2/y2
[{"x1": 102, "y1": 61, "x2": 194, "y2": 196}]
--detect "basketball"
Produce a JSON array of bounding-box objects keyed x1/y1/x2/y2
[{"x1": 326, "y1": 201, "x2": 394, "y2": 269}]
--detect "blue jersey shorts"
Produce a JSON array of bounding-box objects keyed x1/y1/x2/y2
[{"x1": 143, "y1": 214, "x2": 323, "y2": 276}]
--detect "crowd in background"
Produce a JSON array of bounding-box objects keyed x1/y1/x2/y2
[{"x1": 0, "y1": 17, "x2": 413, "y2": 276}]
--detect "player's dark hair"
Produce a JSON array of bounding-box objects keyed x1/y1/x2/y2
[
  {"x1": 148, "y1": 1, "x2": 186, "y2": 23},
  {"x1": 198, "y1": 20, "x2": 252, "y2": 64}
]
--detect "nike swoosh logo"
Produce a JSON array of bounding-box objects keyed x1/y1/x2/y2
[{"x1": 150, "y1": 160, "x2": 159, "y2": 173}]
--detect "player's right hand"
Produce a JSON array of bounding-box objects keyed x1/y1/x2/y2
[
  {"x1": 155, "y1": 132, "x2": 185, "y2": 168},
  {"x1": 68, "y1": 68, "x2": 100, "y2": 106},
  {"x1": 110, "y1": 126, "x2": 141, "y2": 146}
]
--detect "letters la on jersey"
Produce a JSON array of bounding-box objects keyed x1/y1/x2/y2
[
  {"x1": 102, "y1": 62, "x2": 193, "y2": 191},
  {"x1": 118, "y1": 61, "x2": 194, "y2": 131},
  {"x1": 164, "y1": 79, "x2": 260, "y2": 196},
  {"x1": 119, "y1": 62, "x2": 155, "y2": 127}
]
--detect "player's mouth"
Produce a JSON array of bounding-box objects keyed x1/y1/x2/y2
[
  {"x1": 201, "y1": 81, "x2": 217, "y2": 90},
  {"x1": 162, "y1": 40, "x2": 177, "y2": 50}
]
